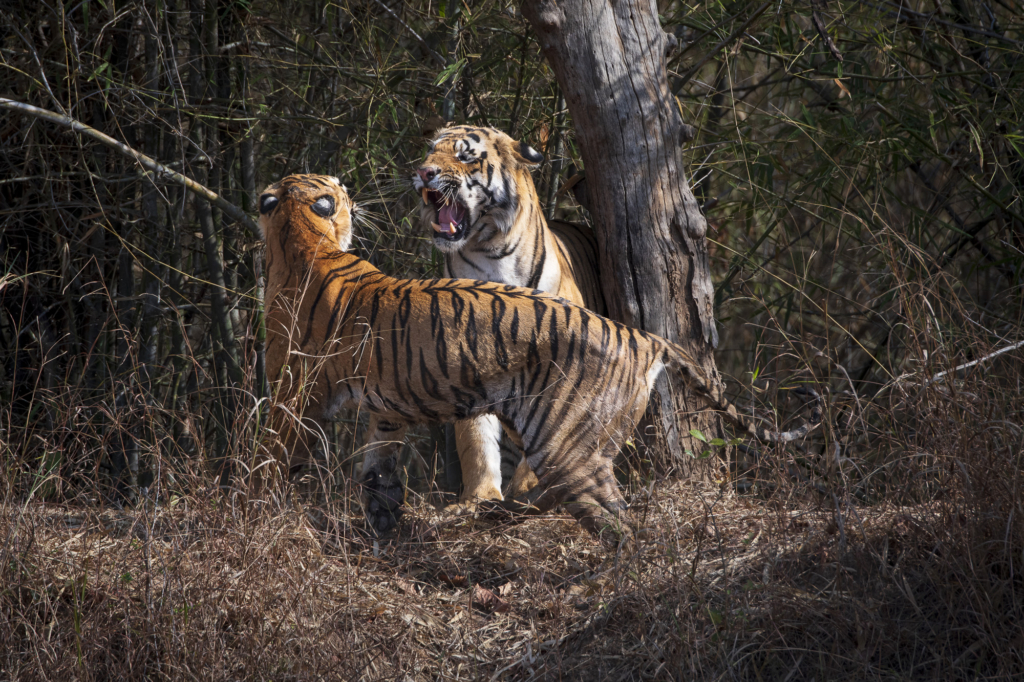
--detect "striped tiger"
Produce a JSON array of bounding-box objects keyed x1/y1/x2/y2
[
  {"x1": 413, "y1": 125, "x2": 606, "y2": 506},
  {"x1": 260, "y1": 174, "x2": 819, "y2": 542}
]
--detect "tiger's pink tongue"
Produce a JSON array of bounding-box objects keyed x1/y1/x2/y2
[{"x1": 436, "y1": 202, "x2": 466, "y2": 234}]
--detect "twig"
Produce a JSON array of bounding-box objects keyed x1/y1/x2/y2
[
  {"x1": 0, "y1": 98, "x2": 258, "y2": 234},
  {"x1": 367, "y1": 0, "x2": 447, "y2": 67},
  {"x1": 811, "y1": 0, "x2": 844, "y2": 63},
  {"x1": 672, "y1": 2, "x2": 771, "y2": 94},
  {"x1": 925, "y1": 339, "x2": 1024, "y2": 386}
]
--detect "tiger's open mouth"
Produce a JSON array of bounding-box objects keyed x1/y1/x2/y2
[{"x1": 422, "y1": 188, "x2": 468, "y2": 242}]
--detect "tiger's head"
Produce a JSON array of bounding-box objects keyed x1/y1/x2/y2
[
  {"x1": 258, "y1": 174, "x2": 356, "y2": 251},
  {"x1": 413, "y1": 125, "x2": 544, "y2": 253}
]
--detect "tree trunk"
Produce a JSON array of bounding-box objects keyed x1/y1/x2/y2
[{"x1": 521, "y1": 0, "x2": 729, "y2": 478}]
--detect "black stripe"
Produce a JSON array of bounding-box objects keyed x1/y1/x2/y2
[
  {"x1": 452, "y1": 293, "x2": 465, "y2": 326},
  {"x1": 510, "y1": 308, "x2": 520, "y2": 345},
  {"x1": 491, "y1": 296, "x2": 509, "y2": 369},
  {"x1": 390, "y1": 313, "x2": 408, "y2": 404},
  {"x1": 465, "y1": 304, "x2": 479, "y2": 359},
  {"x1": 419, "y1": 348, "x2": 443, "y2": 400},
  {"x1": 429, "y1": 293, "x2": 441, "y2": 336},
  {"x1": 435, "y1": 321, "x2": 450, "y2": 379},
  {"x1": 397, "y1": 287, "x2": 412, "y2": 327},
  {"x1": 367, "y1": 289, "x2": 383, "y2": 328}
]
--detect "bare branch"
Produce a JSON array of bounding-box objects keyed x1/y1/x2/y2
[{"x1": 0, "y1": 98, "x2": 258, "y2": 234}]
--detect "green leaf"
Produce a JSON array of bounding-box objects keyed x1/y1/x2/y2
[
  {"x1": 689, "y1": 429, "x2": 707, "y2": 443},
  {"x1": 433, "y1": 58, "x2": 467, "y2": 87}
]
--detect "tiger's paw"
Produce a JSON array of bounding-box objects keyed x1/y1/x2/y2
[
  {"x1": 443, "y1": 501, "x2": 479, "y2": 516},
  {"x1": 477, "y1": 496, "x2": 542, "y2": 524},
  {"x1": 361, "y1": 469, "x2": 405, "y2": 534}
]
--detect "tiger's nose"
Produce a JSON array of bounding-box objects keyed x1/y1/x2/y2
[{"x1": 417, "y1": 166, "x2": 437, "y2": 184}]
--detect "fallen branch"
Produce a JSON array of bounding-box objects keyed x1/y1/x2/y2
[
  {"x1": 0, "y1": 98, "x2": 258, "y2": 234},
  {"x1": 926, "y1": 339, "x2": 1024, "y2": 386}
]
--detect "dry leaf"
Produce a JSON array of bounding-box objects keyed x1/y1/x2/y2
[
  {"x1": 437, "y1": 570, "x2": 467, "y2": 587},
  {"x1": 472, "y1": 584, "x2": 510, "y2": 613}
]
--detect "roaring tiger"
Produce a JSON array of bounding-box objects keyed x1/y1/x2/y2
[
  {"x1": 260, "y1": 173, "x2": 819, "y2": 542},
  {"x1": 413, "y1": 125, "x2": 606, "y2": 506}
]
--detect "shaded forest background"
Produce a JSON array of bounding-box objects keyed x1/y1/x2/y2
[{"x1": 2, "y1": 0, "x2": 1024, "y2": 679}]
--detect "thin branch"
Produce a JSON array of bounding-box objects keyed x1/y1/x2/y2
[
  {"x1": 367, "y1": 0, "x2": 447, "y2": 67},
  {"x1": 672, "y1": 2, "x2": 771, "y2": 95},
  {"x1": 811, "y1": 0, "x2": 844, "y2": 63},
  {"x1": 925, "y1": 340, "x2": 1024, "y2": 386},
  {"x1": 0, "y1": 98, "x2": 258, "y2": 234}
]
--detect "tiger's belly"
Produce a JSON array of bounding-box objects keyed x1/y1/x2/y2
[{"x1": 328, "y1": 375, "x2": 502, "y2": 427}]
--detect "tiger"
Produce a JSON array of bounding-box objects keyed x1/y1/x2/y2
[
  {"x1": 413, "y1": 125, "x2": 606, "y2": 507},
  {"x1": 259, "y1": 173, "x2": 820, "y2": 543}
]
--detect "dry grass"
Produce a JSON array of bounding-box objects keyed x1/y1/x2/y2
[{"x1": 4, "y1": 460, "x2": 1022, "y2": 680}]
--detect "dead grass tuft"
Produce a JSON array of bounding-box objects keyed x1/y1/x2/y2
[{"x1": 3, "y1": 459, "x2": 1022, "y2": 680}]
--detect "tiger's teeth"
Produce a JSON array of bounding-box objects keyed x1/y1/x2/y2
[
  {"x1": 431, "y1": 222, "x2": 443, "y2": 233},
  {"x1": 421, "y1": 188, "x2": 430, "y2": 205},
  {"x1": 449, "y1": 221, "x2": 456, "y2": 232}
]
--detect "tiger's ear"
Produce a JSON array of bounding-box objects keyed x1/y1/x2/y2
[
  {"x1": 421, "y1": 115, "x2": 447, "y2": 141},
  {"x1": 510, "y1": 140, "x2": 544, "y2": 168}
]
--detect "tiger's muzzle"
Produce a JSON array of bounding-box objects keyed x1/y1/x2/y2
[{"x1": 417, "y1": 167, "x2": 471, "y2": 244}]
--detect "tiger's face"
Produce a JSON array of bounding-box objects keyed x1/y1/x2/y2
[
  {"x1": 413, "y1": 125, "x2": 544, "y2": 253},
  {"x1": 258, "y1": 174, "x2": 355, "y2": 251}
]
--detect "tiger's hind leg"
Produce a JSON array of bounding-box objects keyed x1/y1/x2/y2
[
  {"x1": 489, "y1": 440, "x2": 630, "y2": 547},
  {"x1": 359, "y1": 416, "x2": 409, "y2": 534},
  {"x1": 497, "y1": 421, "x2": 539, "y2": 499},
  {"x1": 560, "y1": 458, "x2": 631, "y2": 547}
]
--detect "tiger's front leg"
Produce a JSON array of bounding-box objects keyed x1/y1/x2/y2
[
  {"x1": 359, "y1": 416, "x2": 409, "y2": 533},
  {"x1": 454, "y1": 415, "x2": 505, "y2": 505}
]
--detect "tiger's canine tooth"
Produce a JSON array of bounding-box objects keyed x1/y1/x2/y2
[{"x1": 421, "y1": 188, "x2": 430, "y2": 205}]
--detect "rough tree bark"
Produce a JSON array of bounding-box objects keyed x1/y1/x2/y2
[{"x1": 521, "y1": 0, "x2": 729, "y2": 477}]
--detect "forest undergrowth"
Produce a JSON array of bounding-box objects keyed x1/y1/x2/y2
[{"x1": 2, "y1": 0, "x2": 1024, "y2": 678}]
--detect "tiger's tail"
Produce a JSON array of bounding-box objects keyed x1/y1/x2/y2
[{"x1": 659, "y1": 341, "x2": 822, "y2": 444}]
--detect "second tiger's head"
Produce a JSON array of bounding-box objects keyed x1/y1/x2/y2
[{"x1": 258, "y1": 174, "x2": 357, "y2": 252}]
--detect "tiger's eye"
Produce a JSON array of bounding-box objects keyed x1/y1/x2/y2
[
  {"x1": 311, "y1": 196, "x2": 335, "y2": 217},
  {"x1": 259, "y1": 194, "x2": 279, "y2": 214}
]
